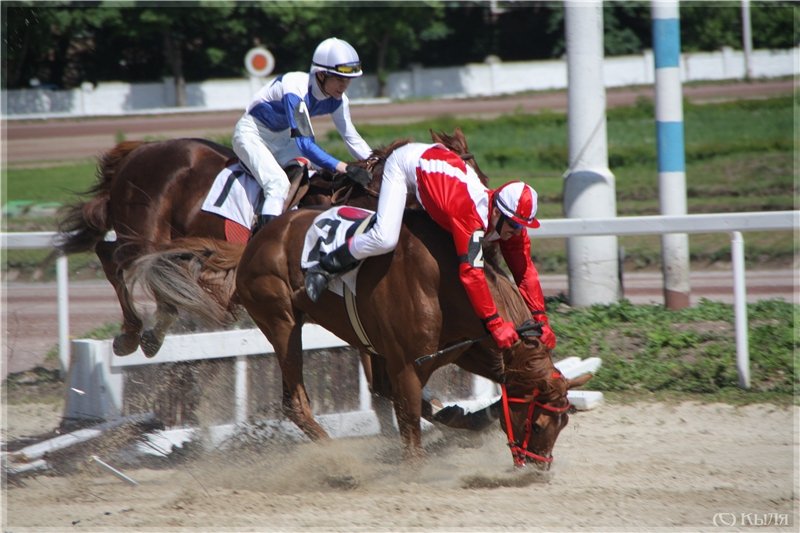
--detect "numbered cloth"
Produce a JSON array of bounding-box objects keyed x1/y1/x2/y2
[
  {"x1": 301, "y1": 206, "x2": 376, "y2": 297},
  {"x1": 201, "y1": 162, "x2": 264, "y2": 228}
]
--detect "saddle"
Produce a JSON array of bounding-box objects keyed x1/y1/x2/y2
[{"x1": 200, "y1": 157, "x2": 312, "y2": 241}]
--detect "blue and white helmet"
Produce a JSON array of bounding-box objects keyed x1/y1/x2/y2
[{"x1": 311, "y1": 38, "x2": 363, "y2": 78}]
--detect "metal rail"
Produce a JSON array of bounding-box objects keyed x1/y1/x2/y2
[{"x1": 3, "y1": 210, "x2": 797, "y2": 388}]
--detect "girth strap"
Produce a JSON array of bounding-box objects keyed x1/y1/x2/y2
[
  {"x1": 345, "y1": 287, "x2": 378, "y2": 355},
  {"x1": 343, "y1": 214, "x2": 379, "y2": 355}
]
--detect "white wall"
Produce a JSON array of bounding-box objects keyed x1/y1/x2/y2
[{"x1": 3, "y1": 47, "x2": 796, "y2": 119}]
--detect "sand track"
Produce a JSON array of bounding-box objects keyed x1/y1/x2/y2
[{"x1": 4, "y1": 401, "x2": 797, "y2": 531}]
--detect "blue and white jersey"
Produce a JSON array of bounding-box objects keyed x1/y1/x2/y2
[{"x1": 246, "y1": 72, "x2": 371, "y2": 171}]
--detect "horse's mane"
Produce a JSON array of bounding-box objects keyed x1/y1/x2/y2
[
  {"x1": 488, "y1": 263, "x2": 562, "y2": 397},
  {"x1": 364, "y1": 138, "x2": 413, "y2": 178}
]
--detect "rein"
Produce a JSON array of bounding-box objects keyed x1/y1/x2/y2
[
  {"x1": 330, "y1": 148, "x2": 474, "y2": 206},
  {"x1": 501, "y1": 382, "x2": 570, "y2": 467},
  {"x1": 328, "y1": 170, "x2": 380, "y2": 206}
]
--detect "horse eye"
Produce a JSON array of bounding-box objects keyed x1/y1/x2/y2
[{"x1": 531, "y1": 423, "x2": 542, "y2": 434}]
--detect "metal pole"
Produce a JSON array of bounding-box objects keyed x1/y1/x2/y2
[
  {"x1": 56, "y1": 253, "x2": 70, "y2": 375},
  {"x1": 652, "y1": 0, "x2": 691, "y2": 309},
  {"x1": 741, "y1": 0, "x2": 754, "y2": 81},
  {"x1": 563, "y1": 0, "x2": 620, "y2": 307},
  {"x1": 731, "y1": 231, "x2": 750, "y2": 388}
]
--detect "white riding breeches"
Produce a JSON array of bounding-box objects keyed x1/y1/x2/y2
[{"x1": 232, "y1": 113, "x2": 299, "y2": 216}]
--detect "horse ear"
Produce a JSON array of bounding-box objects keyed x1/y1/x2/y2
[{"x1": 567, "y1": 373, "x2": 593, "y2": 389}]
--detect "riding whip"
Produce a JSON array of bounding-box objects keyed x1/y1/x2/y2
[{"x1": 414, "y1": 320, "x2": 543, "y2": 366}]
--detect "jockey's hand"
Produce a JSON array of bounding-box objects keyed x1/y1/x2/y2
[
  {"x1": 485, "y1": 316, "x2": 519, "y2": 350},
  {"x1": 540, "y1": 322, "x2": 557, "y2": 349},
  {"x1": 345, "y1": 164, "x2": 372, "y2": 187}
]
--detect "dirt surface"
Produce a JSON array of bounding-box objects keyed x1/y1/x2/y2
[{"x1": 3, "y1": 399, "x2": 797, "y2": 531}]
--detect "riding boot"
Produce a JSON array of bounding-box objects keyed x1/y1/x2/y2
[
  {"x1": 250, "y1": 214, "x2": 276, "y2": 238},
  {"x1": 304, "y1": 244, "x2": 360, "y2": 303}
]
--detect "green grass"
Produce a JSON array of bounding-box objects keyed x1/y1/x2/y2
[
  {"x1": 5, "y1": 161, "x2": 98, "y2": 204},
  {"x1": 552, "y1": 297, "x2": 797, "y2": 403}
]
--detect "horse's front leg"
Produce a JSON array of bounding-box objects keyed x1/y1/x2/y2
[
  {"x1": 271, "y1": 316, "x2": 330, "y2": 441},
  {"x1": 391, "y1": 363, "x2": 425, "y2": 459},
  {"x1": 96, "y1": 241, "x2": 142, "y2": 355},
  {"x1": 140, "y1": 300, "x2": 178, "y2": 357}
]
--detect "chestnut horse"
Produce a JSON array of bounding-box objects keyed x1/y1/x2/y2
[
  {"x1": 127, "y1": 145, "x2": 591, "y2": 466},
  {"x1": 57, "y1": 138, "x2": 303, "y2": 356},
  {"x1": 57, "y1": 131, "x2": 481, "y2": 358}
]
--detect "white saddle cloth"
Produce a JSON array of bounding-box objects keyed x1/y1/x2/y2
[
  {"x1": 201, "y1": 162, "x2": 262, "y2": 228},
  {"x1": 301, "y1": 206, "x2": 376, "y2": 297}
]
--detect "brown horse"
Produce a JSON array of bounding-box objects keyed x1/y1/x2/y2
[
  {"x1": 127, "y1": 145, "x2": 591, "y2": 466},
  {"x1": 57, "y1": 131, "x2": 481, "y2": 358}
]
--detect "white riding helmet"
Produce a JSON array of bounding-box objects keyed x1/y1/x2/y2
[
  {"x1": 494, "y1": 181, "x2": 540, "y2": 228},
  {"x1": 311, "y1": 37, "x2": 363, "y2": 78}
]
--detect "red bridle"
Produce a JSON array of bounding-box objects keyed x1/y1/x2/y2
[{"x1": 501, "y1": 382, "x2": 571, "y2": 467}]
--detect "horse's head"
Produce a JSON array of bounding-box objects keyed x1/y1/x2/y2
[
  {"x1": 430, "y1": 127, "x2": 490, "y2": 186},
  {"x1": 499, "y1": 337, "x2": 592, "y2": 469}
]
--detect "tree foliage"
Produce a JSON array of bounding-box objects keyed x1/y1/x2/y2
[{"x1": 1, "y1": 1, "x2": 795, "y2": 92}]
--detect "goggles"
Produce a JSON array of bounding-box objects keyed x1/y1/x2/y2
[
  {"x1": 500, "y1": 215, "x2": 523, "y2": 231},
  {"x1": 314, "y1": 61, "x2": 362, "y2": 75}
]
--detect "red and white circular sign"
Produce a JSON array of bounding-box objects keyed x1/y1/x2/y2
[{"x1": 244, "y1": 47, "x2": 275, "y2": 77}]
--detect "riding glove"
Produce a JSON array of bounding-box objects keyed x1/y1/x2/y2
[
  {"x1": 533, "y1": 313, "x2": 557, "y2": 349},
  {"x1": 484, "y1": 316, "x2": 519, "y2": 350},
  {"x1": 345, "y1": 164, "x2": 372, "y2": 187}
]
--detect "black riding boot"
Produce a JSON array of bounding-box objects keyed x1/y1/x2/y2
[
  {"x1": 250, "y1": 214, "x2": 276, "y2": 238},
  {"x1": 304, "y1": 244, "x2": 360, "y2": 302}
]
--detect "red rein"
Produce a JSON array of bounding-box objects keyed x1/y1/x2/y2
[{"x1": 501, "y1": 383, "x2": 571, "y2": 467}]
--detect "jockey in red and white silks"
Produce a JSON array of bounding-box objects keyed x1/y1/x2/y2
[
  {"x1": 233, "y1": 38, "x2": 371, "y2": 223},
  {"x1": 348, "y1": 142, "x2": 557, "y2": 350}
]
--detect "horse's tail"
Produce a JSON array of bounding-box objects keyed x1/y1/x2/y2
[
  {"x1": 127, "y1": 237, "x2": 246, "y2": 328},
  {"x1": 57, "y1": 140, "x2": 146, "y2": 254}
]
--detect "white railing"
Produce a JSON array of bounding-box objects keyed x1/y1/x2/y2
[
  {"x1": 64, "y1": 326, "x2": 603, "y2": 426},
  {"x1": 3, "y1": 210, "x2": 798, "y2": 389}
]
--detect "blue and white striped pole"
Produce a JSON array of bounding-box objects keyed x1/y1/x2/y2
[{"x1": 653, "y1": 1, "x2": 690, "y2": 309}]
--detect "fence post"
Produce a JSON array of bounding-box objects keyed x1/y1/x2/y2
[
  {"x1": 235, "y1": 355, "x2": 248, "y2": 423},
  {"x1": 56, "y1": 253, "x2": 70, "y2": 376},
  {"x1": 731, "y1": 231, "x2": 750, "y2": 388}
]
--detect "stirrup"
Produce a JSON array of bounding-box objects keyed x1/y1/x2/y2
[{"x1": 305, "y1": 267, "x2": 331, "y2": 303}]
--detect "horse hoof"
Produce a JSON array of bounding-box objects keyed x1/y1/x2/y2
[
  {"x1": 113, "y1": 333, "x2": 141, "y2": 356},
  {"x1": 140, "y1": 330, "x2": 164, "y2": 358}
]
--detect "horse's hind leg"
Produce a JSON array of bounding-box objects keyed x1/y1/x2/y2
[
  {"x1": 139, "y1": 300, "x2": 178, "y2": 357},
  {"x1": 96, "y1": 241, "x2": 142, "y2": 355}
]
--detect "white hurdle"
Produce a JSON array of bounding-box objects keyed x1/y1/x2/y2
[{"x1": 63, "y1": 326, "x2": 603, "y2": 434}]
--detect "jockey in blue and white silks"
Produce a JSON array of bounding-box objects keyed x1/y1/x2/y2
[{"x1": 232, "y1": 38, "x2": 372, "y2": 231}]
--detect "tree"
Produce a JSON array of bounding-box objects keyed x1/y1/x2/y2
[{"x1": 328, "y1": 3, "x2": 449, "y2": 97}]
